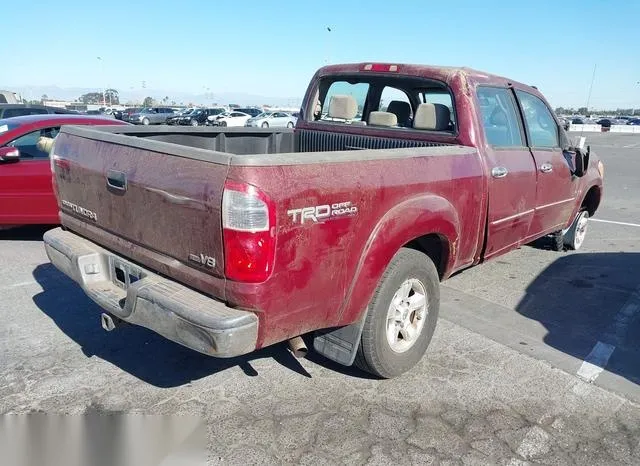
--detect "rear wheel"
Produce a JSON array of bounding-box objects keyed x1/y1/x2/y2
[{"x1": 354, "y1": 248, "x2": 440, "y2": 378}]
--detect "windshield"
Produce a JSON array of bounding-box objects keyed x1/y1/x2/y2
[
  {"x1": 181, "y1": 109, "x2": 194, "y2": 115},
  {"x1": 140, "y1": 108, "x2": 154, "y2": 113},
  {"x1": 256, "y1": 112, "x2": 272, "y2": 119},
  {"x1": 192, "y1": 110, "x2": 203, "y2": 115}
]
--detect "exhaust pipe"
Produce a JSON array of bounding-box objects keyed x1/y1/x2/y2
[
  {"x1": 288, "y1": 336, "x2": 308, "y2": 358},
  {"x1": 101, "y1": 313, "x2": 125, "y2": 332}
]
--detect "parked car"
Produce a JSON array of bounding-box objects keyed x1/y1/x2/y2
[
  {"x1": 0, "y1": 104, "x2": 75, "y2": 119},
  {"x1": 166, "y1": 108, "x2": 195, "y2": 125},
  {"x1": 209, "y1": 111, "x2": 251, "y2": 127},
  {"x1": 178, "y1": 108, "x2": 226, "y2": 126},
  {"x1": 627, "y1": 118, "x2": 640, "y2": 126},
  {"x1": 43, "y1": 62, "x2": 603, "y2": 379},
  {"x1": 116, "y1": 108, "x2": 141, "y2": 122},
  {"x1": 124, "y1": 107, "x2": 175, "y2": 125},
  {"x1": 233, "y1": 107, "x2": 263, "y2": 118},
  {"x1": 596, "y1": 118, "x2": 613, "y2": 128},
  {"x1": 245, "y1": 111, "x2": 297, "y2": 128},
  {"x1": 0, "y1": 114, "x2": 129, "y2": 227}
]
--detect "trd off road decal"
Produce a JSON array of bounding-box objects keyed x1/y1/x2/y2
[{"x1": 287, "y1": 201, "x2": 358, "y2": 225}]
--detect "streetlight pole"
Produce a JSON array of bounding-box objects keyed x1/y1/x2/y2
[{"x1": 97, "y1": 56, "x2": 106, "y2": 106}]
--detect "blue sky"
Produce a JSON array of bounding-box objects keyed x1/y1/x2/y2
[{"x1": 3, "y1": 0, "x2": 639, "y2": 108}]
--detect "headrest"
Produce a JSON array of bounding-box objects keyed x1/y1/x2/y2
[
  {"x1": 386, "y1": 101, "x2": 412, "y2": 125},
  {"x1": 413, "y1": 103, "x2": 451, "y2": 130},
  {"x1": 328, "y1": 95, "x2": 358, "y2": 120},
  {"x1": 489, "y1": 107, "x2": 508, "y2": 126},
  {"x1": 368, "y1": 111, "x2": 398, "y2": 127}
]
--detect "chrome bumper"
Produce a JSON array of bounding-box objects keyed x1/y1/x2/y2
[{"x1": 43, "y1": 227, "x2": 258, "y2": 358}]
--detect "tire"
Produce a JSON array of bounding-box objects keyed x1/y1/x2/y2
[
  {"x1": 550, "y1": 230, "x2": 565, "y2": 251},
  {"x1": 142, "y1": 118, "x2": 150, "y2": 125},
  {"x1": 287, "y1": 121, "x2": 294, "y2": 128},
  {"x1": 563, "y1": 210, "x2": 589, "y2": 250},
  {"x1": 354, "y1": 248, "x2": 440, "y2": 378},
  {"x1": 191, "y1": 119, "x2": 199, "y2": 126},
  {"x1": 261, "y1": 122, "x2": 269, "y2": 128},
  {"x1": 220, "y1": 121, "x2": 227, "y2": 127}
]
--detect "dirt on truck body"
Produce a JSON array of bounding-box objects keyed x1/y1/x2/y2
[{"x1": 43, "y1": 62, "x2": 603, "y2": 378}]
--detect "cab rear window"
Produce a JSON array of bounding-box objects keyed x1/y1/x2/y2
[{"x1": 309, "y1": 75, "x2": 456, "y2": 133}]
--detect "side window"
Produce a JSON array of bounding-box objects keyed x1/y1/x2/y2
[
  {"x1": 515, "y1": 90, "x2": 559, "y2": 148},
  {"x1": 319, "y1": 81, "x2": 369, "y2": 122},
  {"x1": 476, "y1": 87, "x2": 524, "y2": 148},
  {"x1": 8, "y1": 127, "x2": 59, "y2": 158}
]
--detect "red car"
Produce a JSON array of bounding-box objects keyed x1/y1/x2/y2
[{"x1": 0, "y1": 114, "x2": 129, "y2": 227}]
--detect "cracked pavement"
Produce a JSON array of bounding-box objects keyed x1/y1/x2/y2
[{"x1": 1, "y1": 133, "x2": 640, "y2": 464}]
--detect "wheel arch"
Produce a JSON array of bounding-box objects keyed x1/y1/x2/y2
[
  {"x1": 335, "y1": 194, "x2": 460, "y2": 327},
  {"x1": 581, "y1": 184, "x2": 602, "y2": 216}
]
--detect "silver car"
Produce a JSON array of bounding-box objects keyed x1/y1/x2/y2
[
  {"x1": 245, "y1": 111, "x2": 297, "y2": 128},
  {"x1": 127, "y1": 107, "x2": 175, "y2": 125}
]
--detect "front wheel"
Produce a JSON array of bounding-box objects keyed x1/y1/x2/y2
[
  {"x1": 191, "y1": 119, "x2": 199, "y2": 126},
  {"x1": 551, "y1": 210, "x2": 590, "y2": 251},
  {"x1": 354, "y1": 248, "x2": 440, "y2": 378},
  {"x1": 563, "y1": 210, "x2": 589, "y2": 250},
  {"x1": 142, "y1": 118, "x2": 150, "y2": 125},
  {"x1": 261, "y1": 122, "x2": 269, "y2": 128},
  {"x1": 287, "y1": 121, "x2": 294, "y2": 128}
]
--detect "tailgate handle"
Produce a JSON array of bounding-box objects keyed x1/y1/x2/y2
[{"x1": 106, "y1": 170, "x2": 127, "y2": 192}]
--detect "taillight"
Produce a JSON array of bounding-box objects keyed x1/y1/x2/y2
[
  {"x1": 49, "y1": 140, "x2": 62, "y2": 205},
  {"x1": 222, "y1": 181, "x2": 276, "y2": 283}
]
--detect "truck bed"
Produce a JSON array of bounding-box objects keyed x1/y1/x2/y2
[{"x1": 51, "y1": 125, "x2": 482, "y2": 343}]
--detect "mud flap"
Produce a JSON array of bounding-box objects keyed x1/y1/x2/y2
[{"x1": 313, "y1": 311, "x2": 367, "y2": 366}]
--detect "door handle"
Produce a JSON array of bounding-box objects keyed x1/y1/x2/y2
[
  {"x1": 540, "y1": 163, "x2": 553, "y2": 173},
  {"x1": 106, "y1": 170, "x2": 127, "y2": 192},
  {"x1": 491, "y1": 166, "x2": 508, "y2": 178}
]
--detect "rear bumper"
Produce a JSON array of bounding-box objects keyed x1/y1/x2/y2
[{"x1": 43, "y1": 227, "x2": 258, "y2": 358}]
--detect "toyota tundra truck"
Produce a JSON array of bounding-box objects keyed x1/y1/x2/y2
[{"x1": 42, "y1": 62, "x2": 604, "y2": 378}]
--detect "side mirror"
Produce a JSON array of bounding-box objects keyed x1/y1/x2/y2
[
  {"x1": 563, "y1": 145, "x2": 589, "y2": 178},
  {"x1": 0, "y1": 146, "x2": 20, "y2": 162}
]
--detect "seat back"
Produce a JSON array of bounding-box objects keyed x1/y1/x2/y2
[
  {"x1": 413, "y1": 103, "x2": 450, "y2": 130},
  {"x1": 387, "y1": 100, "x2": 412, "y2": 127}
]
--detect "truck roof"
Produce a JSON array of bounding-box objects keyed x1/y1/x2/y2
[{"x1": 315, "y1": 62, "x2": 540, "y2": 95}]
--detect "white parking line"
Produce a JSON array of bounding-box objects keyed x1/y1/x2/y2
[
  {"x1": 623, "y1": 143, "x2": 640, "y2": 149},
  {"x1": 590, "y1": 218, "x2": 640, "y2": 228},
  {"x1": 576, "y1": 285, "x2": 640, "y2": 383},
  {"x1": 1, "y1": 280, "x2": 37, "y2": 290},
  {"x1": 576, "y1": 342, "x2": 616, "y2": 382}
]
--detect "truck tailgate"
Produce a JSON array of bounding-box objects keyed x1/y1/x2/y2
[{"x1": 51, "y1": 129, "x2": 228, "y2": 279}]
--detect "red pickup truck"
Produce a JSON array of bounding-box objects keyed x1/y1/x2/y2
[{"x1": 43, "y1": 63, "x2": 604, "y2": 378}]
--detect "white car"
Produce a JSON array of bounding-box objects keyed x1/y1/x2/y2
[
  {"x1": 212, "y1": 111, "x2": 251, "y2": 127},
  {"x1": 245, "y1": 111, "x2": 297, "y2": 128}
]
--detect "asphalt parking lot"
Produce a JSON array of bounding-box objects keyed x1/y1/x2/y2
[{"x1": 1, "y1": 132, "x2": 639, "y2": 464}]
